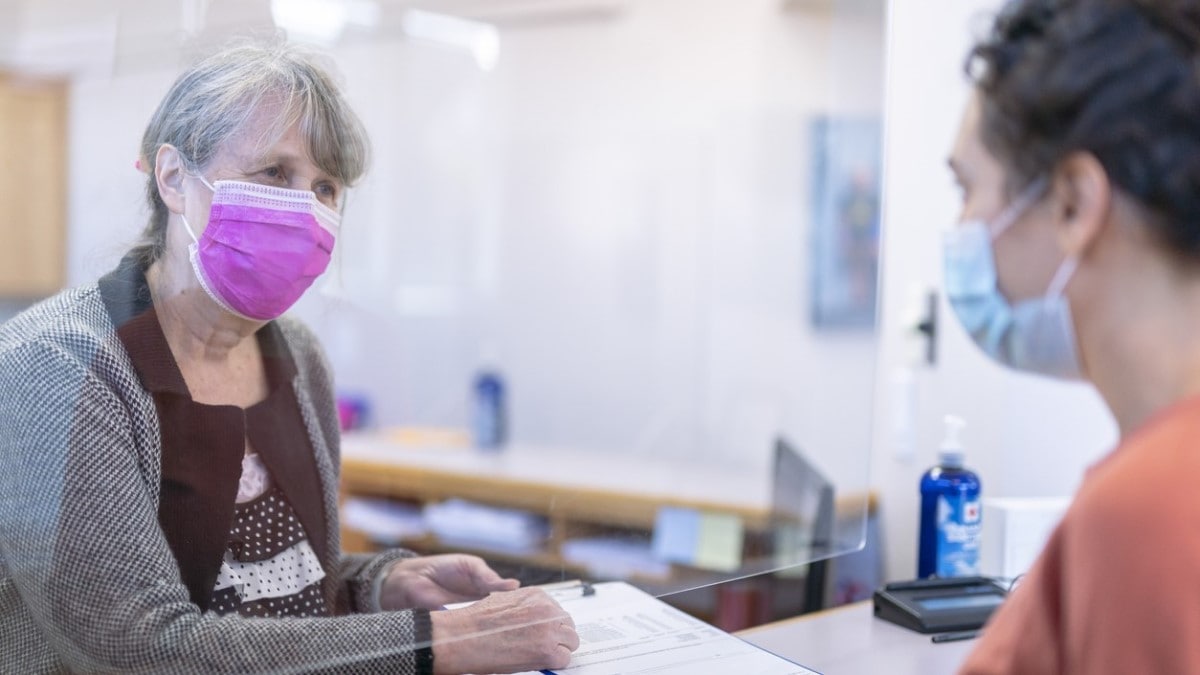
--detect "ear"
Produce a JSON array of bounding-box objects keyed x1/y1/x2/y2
[
  {"x1": 1051, "y1": 152, "x2": 1112, "y2": 258},
  {"x1": 154, "y1": 144, "x2": 188, "y2": 216}
]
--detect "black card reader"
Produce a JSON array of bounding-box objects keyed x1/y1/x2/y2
[{"x1": 873, "y1": 576, "x2": 1008, "y2": 634}]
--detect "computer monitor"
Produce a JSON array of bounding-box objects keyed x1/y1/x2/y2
[{"x1": 770, "y1": 437, "x2": 835, "y2": 612}]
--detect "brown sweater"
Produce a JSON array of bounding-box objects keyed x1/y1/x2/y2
[{"x1": 961, "y1": 395, "x2": 1200, "y2": 674}]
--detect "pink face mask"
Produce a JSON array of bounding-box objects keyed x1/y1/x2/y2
[{"x1": 180, "y1": 177, "x2": 340, "y2": 321}]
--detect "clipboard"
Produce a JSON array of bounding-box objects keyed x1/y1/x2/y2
[{"x1": 523, "y1": 581, "x2": 820, "y2": 675}]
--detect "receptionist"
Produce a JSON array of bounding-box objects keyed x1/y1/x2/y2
[{"x1": 945, "y1": 0, "x2": 1200, "y2": 672}]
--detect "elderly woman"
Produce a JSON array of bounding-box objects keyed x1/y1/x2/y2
[
  {"x1": 945, "y1": 0, "x2": 1200, "y2": 672},
  {"x1": 0, "y1": 42, "x2": 578, "y2": 674}
]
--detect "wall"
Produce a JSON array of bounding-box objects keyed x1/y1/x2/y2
[
  {"x1": 68, "y1": 68, "x2": 176, "y2": 283},
  {"x1": 871, "y1": 0, "x2": 1118, "y2": 580}
]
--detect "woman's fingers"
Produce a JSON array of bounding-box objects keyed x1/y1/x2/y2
[
  {"x1": 430, "y1": 587, "x2": 581, "y2": 674},
  {"x1": 461, "y1": 556, "x2": 519, "y2": 593},
  {"x1": 559, "y1": 622, "x2": 581, "y2": 651}
]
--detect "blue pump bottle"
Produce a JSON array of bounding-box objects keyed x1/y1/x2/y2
[
  {"x1": 472, "y1": 369, "x2": 507, "y2": 450},
  {"x1": 917, "y1": 415, "x2": 982, "y2": 578}
]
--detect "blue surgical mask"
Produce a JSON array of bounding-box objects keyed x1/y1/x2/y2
[{"x1": 942, "y1": 178, "x2": 1083, "y2": 380}]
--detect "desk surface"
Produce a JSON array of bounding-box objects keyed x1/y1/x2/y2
[{"x1": 739, "y1": 601, "x2": 973, "y2": 675}]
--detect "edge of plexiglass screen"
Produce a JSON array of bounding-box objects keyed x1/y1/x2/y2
[{"x1": 318, "y1": 0, "x2": 884, "y2": 604}]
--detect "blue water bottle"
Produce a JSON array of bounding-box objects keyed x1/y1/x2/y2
[
  {"x1": 917, "y1": 415, "x2": 982, "y2": 578},
  {"x1": 472, "y1": 369, "x2": 507, "y2": 450}
]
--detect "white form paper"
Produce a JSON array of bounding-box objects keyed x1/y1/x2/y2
[{"x1": 512, "y1": 581, "x2": 820, "y2": 675}]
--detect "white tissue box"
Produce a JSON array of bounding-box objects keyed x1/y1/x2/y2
[{"x1": 980, "y1": 497, "x2": 1070, "y2": 579}]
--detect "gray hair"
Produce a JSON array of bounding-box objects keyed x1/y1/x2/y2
[{"x1": 133, "y1": 39, "x2": 370, "y2": 266}]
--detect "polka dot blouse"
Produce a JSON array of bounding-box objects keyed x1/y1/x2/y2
[{"x1": 210, "y1": 454, "x2": 330, "y2": 618}]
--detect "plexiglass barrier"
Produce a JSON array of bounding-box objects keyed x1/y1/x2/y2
[{"x1": 0, "y1": 0, "x2": 885, "y2": 671}]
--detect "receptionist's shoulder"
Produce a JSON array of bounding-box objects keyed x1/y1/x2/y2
[{"x1": 1073, "y1": 396, "x2": 1200, "y2": 526}]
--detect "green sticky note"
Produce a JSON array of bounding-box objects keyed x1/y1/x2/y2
[{"x1": 694, "y1": 512, "x2": 744, "y2": 573}]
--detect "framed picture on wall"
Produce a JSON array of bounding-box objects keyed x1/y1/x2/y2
[{"x1": 809, "y1": 116, "x2": 883, "y2": 329}]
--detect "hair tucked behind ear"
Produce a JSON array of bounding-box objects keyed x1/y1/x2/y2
[{"x1": 967, "y1": 0, "x2": 1200, "y2": 261}]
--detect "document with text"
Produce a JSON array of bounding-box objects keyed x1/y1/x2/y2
[{"x1": 516, "y1": 581, "x2": 821, "y2": 675}]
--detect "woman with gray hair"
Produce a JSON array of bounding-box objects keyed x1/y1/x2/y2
[{"x1": 0, "y1": 41, "x2": 578, "y2": 674}]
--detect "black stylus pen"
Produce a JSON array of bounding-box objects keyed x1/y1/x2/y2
[{"x1": 931, "y1": 629, "x2": 981, "y2": 643}]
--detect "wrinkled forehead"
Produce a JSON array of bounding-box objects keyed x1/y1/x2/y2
[
  {"x1": 211, "y1": 87, "x2": 353, "y2": 186},
  {"x1": 216, "y1": 95, "x2": 303, "y2": 162}
]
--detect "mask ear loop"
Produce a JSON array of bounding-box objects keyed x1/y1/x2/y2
[
  {"x1": 988, "y1": 177, "x2": 1050, "y2": 238},
  {"x1": 175, "y1": 165, "x2": 216, "y2": 243},
  {"x1": 179, "y1": 215, "x2": 200, "y2": 244},
  {"x1": 178, "y1": 172, "x2": 215, "y2": 245},
  {"x1": 1044, "y1": 256, "x2": 1079, "y2": 306},
  {"x1": 195, "y1": 173, "x2": 217, "y2": 193}
]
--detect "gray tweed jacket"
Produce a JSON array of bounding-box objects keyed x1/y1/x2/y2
[{"x1": 0, "y1": 257, "x2": 432, "y2": 674}]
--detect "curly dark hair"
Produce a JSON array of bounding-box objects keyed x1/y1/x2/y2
[{"x1": 967, "y1": 0, "x2": 1200, "y2": 259}]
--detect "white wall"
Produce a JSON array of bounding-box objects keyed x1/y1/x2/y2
[
  {"x1": 871, "y1": 0, "x2": 1118, "y2": 580},
  {"x1": 68, "y1": 68, "x2": 177, "y2": 283}
]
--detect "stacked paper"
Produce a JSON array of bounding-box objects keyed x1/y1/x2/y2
[
  {"x1": 424, "y1": 499, "x2": 550, "y2": 554},
  {"x1": 562, "y1": 537, "x2": 671, "y2": 580},
  {"x1": 341, "y1": 497, "x2": 427, "y2": 544}
]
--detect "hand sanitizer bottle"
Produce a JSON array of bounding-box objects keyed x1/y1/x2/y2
[
  {"x1": 917, "y1": 415, "x2": 982, "y2": 578},
  {"x1": 472, "y1": 369, "x2": 507, "y2": 450}
]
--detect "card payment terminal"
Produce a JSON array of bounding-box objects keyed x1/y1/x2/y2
[{"x1": 873, "y1": 576, "x2": 1008, "y2": 634}]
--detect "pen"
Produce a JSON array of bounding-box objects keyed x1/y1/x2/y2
[
  {"x1": 542, "y1": 580, "x2": 596, "y2": 600},
  {"x1": 931, "y1": 629, "x2": 980, "y2": 643}
]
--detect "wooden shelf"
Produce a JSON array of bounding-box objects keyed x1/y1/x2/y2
[
  {"x1": 337, "y1": 434, "x2": 878, "y2": 630},
  {"x1": 368, "y1": 530, "x2": 590, "y2": 577},
  {"x1": 339, "y1": 434, "x2": 873, "y2": 567},
  {"x1": 341, "y1": 455, "x2": 773, "y2": 531}
]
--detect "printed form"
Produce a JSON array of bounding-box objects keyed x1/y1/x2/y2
[{"x1": 516, "y1": 581, "x2": 820, "y2": 675}]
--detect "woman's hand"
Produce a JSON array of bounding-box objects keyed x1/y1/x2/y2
[
  {"x1": 380, "y1": 554, "x2": 519, "y2": 610},
  {"x1": 430, "y1": 587, "x2": 580, "y2": 674}
]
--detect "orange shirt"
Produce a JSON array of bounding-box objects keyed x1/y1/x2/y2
[{"x1": 960, "y1": 395, "x2": 1200, "y2": 674}]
